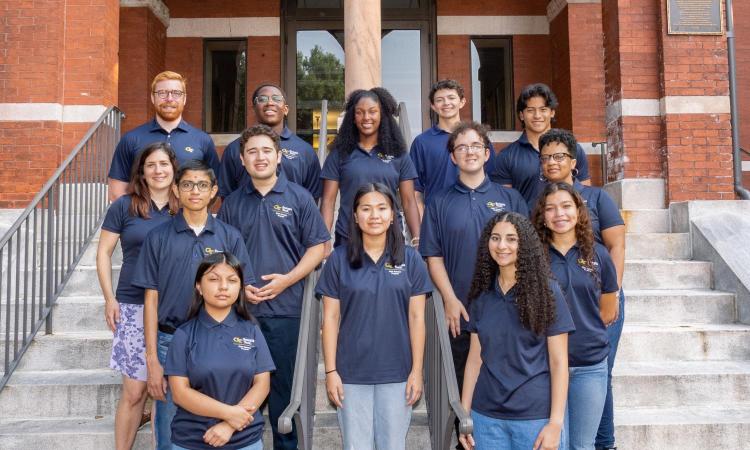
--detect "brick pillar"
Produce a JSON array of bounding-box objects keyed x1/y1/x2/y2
[
  {"x1": 436, "y1": 35, "x2": 473, "y2": 121},
  {"x1": 0, "y1": 0, "x2": 119, "y2": 207},
  {"x1": 246, "y1": 36, "x2": 281, "y2": 125}
]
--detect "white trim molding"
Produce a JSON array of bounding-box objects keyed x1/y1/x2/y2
[
  {"x1": 167, "y1": 17, "x2": 280, "y2": 38},
  {"x1": 437, "y1": 16, "x2": 549, "y2": 35},
  {"x1": 210, "y1": 134, "x2": 240, "y2": 147},
  {"x1": 0, "y1": 104, "x2": 107, "y2": 123},
  {"x1": 660, "y1": 96, "x2": 731, "y2": 115},
  {"x1": 547, "y1": 0, "x2": 601, "y2": 22},
  {"x1": 489, "y1": 131, "x2": 522, "y2": 142},
  {"x1": 120, "y1": 0, "x2": 170, "y2": 27},
  {"x1": 742, "y1": 161, "x2": 750, "y2": 172}
]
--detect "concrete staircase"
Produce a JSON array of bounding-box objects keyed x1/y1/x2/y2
[{"x1": 0, "y1": 178, "x2": 748, "y2": 449}]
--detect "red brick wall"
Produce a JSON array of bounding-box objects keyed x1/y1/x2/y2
[
  {"x1": 165, "y1": 38, "x2": 204, "y2": 128},
  {"x1": 436, "y1": 0, "x2": 546, "y2": 16},
  {"x1": 737, "y1": 0, "x2": 750, "y2": 150},
  {"x1": 548, "y1": 12, "x2": 572, "y2": 132},
  {"x1": 246, "y1": 36, "x2": 282, "y2": 125},
  {"x1": 512, "y1": 35, "x2": 553, "y2": 131},
  {"x1": 436, "y1": 35, "x2": 473, "y2": 122}
]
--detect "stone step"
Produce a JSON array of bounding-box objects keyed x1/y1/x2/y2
[
  {"x1": 622, "y1": 260, "x2": 711, "y2": 290},
  {"x1": 615, "y1": 405, "x2": 750, "y2": 450},
  {"x1": 10, "y1": 331, "x2": 113, "y2": 371},
  {"x1": 619, "y1": 323, "x2": 750, "y2": 362},
  {"x1": 623, "y1": 289, "x2": 735, "y2": 324},
  {"x1": 0, "y1": 296, "x2": 109, "y2": 333},
  {"x1": 604, "y1": 178, "x2": 665, "y2": 210},
  {"x1": 0, "y1": 417, "x2": 152, "y2": 449},
  {"x1": 62, "y1": 265, "x2": 120, "y2": 297},
  {"x1": 613, "y1": 361, "x2": 750, "y2": 408},
  {"x1": 625, "y1": 233, "x2": 691, "y2": 260},
  {"x1": 312, "y1": 410, "x2": 430, "y2": 449},
  {"x1": 620, "y1": 209, "x2": 670, "y2": 233}
]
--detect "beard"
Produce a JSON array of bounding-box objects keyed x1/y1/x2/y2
[{"x1": 155, "y1": 102, "x2": 184, "y2": 121}]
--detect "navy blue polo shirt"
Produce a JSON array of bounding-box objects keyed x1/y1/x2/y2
[
  {"x1": 132, "y1": 212, "x2": 256, "y2": 329},
  {"x1": 109, "y1": 119, "x2": 220, "y2": 182},
  {"x1": 409, "y1": 125, "x2": 498, "y2": 205},
  {"x1": 218, "y1": 127, "x2": 322, "y2": 200},
  {"x1": 165, "y1": 308, "x2": 275, "y2": 450},
  {"x1": 492, "y1": 132, "x2": 590, "y2": 206},
  {"x1": 467, "y1": 279, "x2": 575, "y2": 420},
  {"x1": 549, "y1": 243, "x2": 618, "y2": 367},
  {"x1": 315, "y1": 246, "x2": 433, "y2": 384},
  {"x1": 217, "y1": 173, "x2": 330, "y2": 318},
  {"x1": 419, "y1": 177, "x2": 528, "y2": 331},
  {"x1": 101, "y1": 195, "x2": 173, "y2": 305},
  {"x1": 321, "y1": 146, "x2": 418, "y2": 241}
]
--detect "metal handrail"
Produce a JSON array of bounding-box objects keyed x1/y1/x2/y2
[
  {"x1": 278, "y1": 270, "x2": 320, "y2": 450},
  {"x1": 425, "y1": 290, "x2": 473, "y2": 449},
  {"x1": 0, "y1": 106, "x2": 123, "y2": 391}
]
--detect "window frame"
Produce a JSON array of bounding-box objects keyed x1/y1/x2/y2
[
  {"x1": 469, "y1": 36, "x2": 515, "y2": 131},
  {"x1": 202, "y1": 38, "x2": 248, "y2": 134}
]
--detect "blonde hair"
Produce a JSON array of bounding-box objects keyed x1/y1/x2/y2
[{"x1": 151, "y1": 71, "x2": 187, "y2": 93}]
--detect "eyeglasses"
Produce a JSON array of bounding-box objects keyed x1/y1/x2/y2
[
  {"x1": 453, "y1": 144, "x2": 486, "y2": 155},
  {"x1": 178, "y1": 180, "x2": 213, "y2": 192},
  {"x1": 540, "y1": 153, "x2": 572, "y2": 164},
  {"x1": 254, "y1": 94, "x2": 285, "y2": 105},
  {"x1": 153, "y1": 90, "x2": 185, "y2": 100}
]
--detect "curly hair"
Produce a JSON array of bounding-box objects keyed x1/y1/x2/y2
[
  {"x1": 447, "y1": 121, "x2": 491, "y2": 153},
  {"x1": 330, "y1": 87, "x2": 406, "y2": 158},
  {"x1": 239, "y1": 123, "x2": 281, "y2": 154},
  {"x1": 468, "y1": 212, "x2": 557, "y2": 335},
  {"x1": 532, "y1": 182, "x2": 598, "y2": 284},
  {"x1": 539, "y1": 128, "x2": 577, "y2": 157}
]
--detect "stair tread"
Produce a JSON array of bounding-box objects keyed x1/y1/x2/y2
[
  {"x1": 615, "y1": 404, "x2": 750, "y2": 426},
  {"x1": 5, "y1": 368, "x2": 119, "y2": 386},
  {"x1": 0, "y1": 416, "x2": 141, "y2": 434},
  {"x1": 615, "y1": 360, "x2": 750, "y2": 376},
  {"x1": 623, "y1": 288, "x2": 732, "y2": 296},
  {"x1": 624, "y1": 323, "x2": 750, "y2": 332}
]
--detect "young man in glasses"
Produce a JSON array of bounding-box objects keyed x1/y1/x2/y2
[
  {"x1": 219, "y1": 84, "x2": 322, "y2": 201},
  {"x1": 108, "y1": 71, "x2": 221, "y2": 201},
  {"x1": 133, "y1": 160, "x2": 256, "y2": 450}
]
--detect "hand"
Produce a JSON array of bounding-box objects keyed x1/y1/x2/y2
[
  {"x1": 444, "y1": 296, "x2": 469, "y2": 338},
  {"x1": 146, "y1": 360, "x2": 167, "y2": 401},
  {"x1": 600, "y1": 298, "x2": 619, "y2": 326},
  {"x1": 203, "y1": 421, "x2": 235, "y2": 447},
  {"x1": 255, "y1": 273, "x2": 292, "y2": 300},
  {"x1": 104, "y1": 297, "x2": 120, "y2": 333},
  {"x1": 325, "y1": 371, "x2": 344, "y2": 408},
  {"x1": 458, "y1": 433, "x2": 475, "y2": 450},
  {"x1": 405, "y1": 369, "x2": 423, "y2": 406},
  {"x1": 533, "y1": 422, "x2": 562, "y2": 450},
  {"x1": 244, "y1": 285, "x2": 266, "y2": 305},
  {"x1": 223, "y1": 404, "x2": 252, "y2": 431}
]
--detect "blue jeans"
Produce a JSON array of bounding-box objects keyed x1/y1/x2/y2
[
  {"x1": 154, "y1": 331, "x2": 178, "y2": 450},
  {"x1": 471, "y1": 410, "x2": 565, "y2": 450},
  {"x1": 337, "y1": 382, "x2": 412, "y2": 450},
  {"x1": 567, "y1": 357, "x2": 609, "y2": 450},
  {"x1": 595, "y1": 289, "x2": 625, "y2": 448},
  {"x1": 172, "y1": 440, "x2": 262, "y2": 450}
]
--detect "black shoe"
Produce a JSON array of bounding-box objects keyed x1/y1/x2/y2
[{"x1": 595, "y1": 447, "x2": 617, "y2": 450}]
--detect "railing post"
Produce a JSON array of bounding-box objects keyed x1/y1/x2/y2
[
  {"x1": 45, "y1": 189, "x2": 55, "y2": 335},
  {"x1": 318, "y1": 100, "x2": 328, "y2": 167}
]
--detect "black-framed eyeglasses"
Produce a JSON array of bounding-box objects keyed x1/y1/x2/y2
[
  {"x1": 178, "y1": 180, "x2": 213, "y2": 192},
  {"x1": 453, "y1": 144, "x2": 486, "y2": 155},
  {"x1": 540, "y1": 153, "x2": 572, "y2": 164},
  {"x1": 153, "y1": 90, "x2": 185, "y2": 100},
  {"x1": 254, "y1": 94, "x2": 285, "y2": 105}
]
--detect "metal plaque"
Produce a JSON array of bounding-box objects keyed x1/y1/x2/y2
[{"x1": 667, "y1": 0, "x2": 723, "y2": 35}]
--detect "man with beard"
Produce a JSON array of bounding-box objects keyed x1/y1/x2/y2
[
  {"x1": 108, "y1": 71, "x2": 220, "y2": 201},
  {"x1": 218, "y1": 84, "x2": 322, "y2": 201}
]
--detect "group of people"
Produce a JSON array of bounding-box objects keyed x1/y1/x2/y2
[{"x1": 97, "y1": 70, "x2": 625, "y2": 450}]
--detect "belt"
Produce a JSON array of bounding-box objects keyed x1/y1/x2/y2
[{"x1": 158, "y1": 324, "x2": 176, "y2": 335}]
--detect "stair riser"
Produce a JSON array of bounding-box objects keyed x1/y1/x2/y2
[
  {"x1": 0, "y1": 431, "x2": 152, "y2": 450},
  {"x1": 621, "y1": 209, "x2": 670, "y2": 233},
  {"x1": 613, "y1": 372, "x2": 750, "y2": 408},
  {"x1": 625, "y1": 234, "x2": 691, "y2": 260},
  {"x1": 616, "y1": 422, "x2": 749, "y2": 450},
  {"x1": 0, "y1": 301, "x2": 110, "y2": 333},
  {"x1": 0, "y1": 382, "x2": 121, "y2": 418},
  {"x1": 62, "y1": 267, "x2": 119, "y2": 297},
  {"x1": 623, "y1": 262, "x2": 711, "y2": 290},
  {"x1": 619, "y1": 329, "x2": 750, "y2": 362},
  {"x1": 624, "y1": 293, "x2": 735, "y2": 324},
  {"x1": 13, "y1": 337, "x2": 112, "y2": 371}
]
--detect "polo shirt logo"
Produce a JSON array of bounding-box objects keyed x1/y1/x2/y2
[
  {"x1": 486, "y1": 201, "x2": 507, "y2": 213},
  {"x1": 281, "y1": 148, "x2": 299, "y2": 160},
  {"x1": 384, "y1": 262, "x2": 406, "y2": 275},
  {"x1": 204, "y1": 247, "x2": 222, "y2": 255},
  {"x1": 577, "y1": 258, "x2": 599, "y2": 273},
  {"x1": 232, "y1": 336, "x2": 255, "y2": 351},
  {"x1": 273, "y1": 204, "x2": 293, "y2": 219},
  {"x1": 377, "y1": 152, "x2": 395, "y2": 164},
  {"x1": 184, "y1": 146, "x2": 195, "y2": 153}
]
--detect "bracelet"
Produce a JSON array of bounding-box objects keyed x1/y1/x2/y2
[
  {"x1": 410, "y1": 236, "x2": 420, "y2": 247},
  {"x1": 325, "y1": 369, "x2": 337, "y2": 374}
]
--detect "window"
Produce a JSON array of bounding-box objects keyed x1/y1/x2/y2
[
  {"x1": 471, "y1": 38, "x2": 514, "y2": 130},
  {"x1": 204, "y1": 40, "x2": 247, "y2": 133}
]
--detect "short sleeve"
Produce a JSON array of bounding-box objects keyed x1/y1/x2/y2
[
  {"x1": 216, "y1": 195, "x2": 232, "y2": 224},
  {"x1": 164, "y1": 328, "x2": 189, "y2": 376},
  {"x1": 491, "y1": 146, "x2": 513, "y2": 185},
  {"x1": 466, "y1": 295, "x2": 482, "y2": 333},
  {"x1": 299, "y1": 194, "x2": 331, "y2": 248},
  {"x1": 596, "y1": 245, "x2": 620, "y2": 294},
  {"x1": 418, "y1": 201, "x2": 443, "y2": 258},
  {"x1": 108, "y1": 137, "x2": 135, "y2": 182},
  {"x1": 252, "y1": 325, "x2": 276, "y2": 374},
  {"x1": 218, "y1": 140, "x2": 241, "y2": 198},
  {"x1": 102, "y1": 197, "x2": 127, "y2": 234},
  {"x1": 315, "y1": 250, "x2": 342, "y2": 299},
  {"x1": 409, "y1": 140, "x2": 425, "y2": 192},
  {"x1": 203, "y1": 137, "x2": 221, "y2": 185},
  {"x1": 546, "y1": 281, "x2": 576, "y2": 336},
  {"x1": 398, "y1": 153, "x2": 418, "y2": 181},
  {"x1": 574, "y1": 144, "x2": 591, "y2": 182},
  {"x1": 407, "y1": 248, "x2": 433, "y2": 296},
  {"x1": 131, "y1": 229, "x2": 161, "y2": 290},
  {"x1": 321, "y1": 150, "x2": 342, "y2": 181},
  {"x1": 595, "y1": 190, "x2": 625, "y2": 230}
]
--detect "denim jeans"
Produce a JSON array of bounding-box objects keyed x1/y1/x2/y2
[
  {"x1": 337, "y1": 382, "x2": 412, "y2": 450},
  {"x1": 171, "y1": 439, "x2": 262, "y2": 450},
  {"x1": 154, "y1": 330, "x2": 178, "y2": 450},
  {"x1": 595, "y1": 289, "x2": 625, "y2": 448},
  {"x1": 567, "y1": 357, "x2": 609, "y2": 450},
  {"x1": 471, "y1": 410, "x2": 566, "y2": 450}
]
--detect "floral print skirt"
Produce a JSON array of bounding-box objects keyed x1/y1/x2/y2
[{"x1": 109, "y1": 303, "x2": 147, "y2": 381}]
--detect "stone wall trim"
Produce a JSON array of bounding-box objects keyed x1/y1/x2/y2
[{"x1": 437, "y1": 16, "x2": 549, "y2": 35}]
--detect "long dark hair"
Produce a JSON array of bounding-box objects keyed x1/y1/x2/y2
[
  {"x1": 186, "y1": 252, "x2": 254, "y2": 322},
  {"x1": 468, "y1": 212, "x2": 556, "y2": 335},
  {"x1": 347, "y1": 183, "x2": 405, "y2": 269},
  {"x1": 127, "y1": 142, "x2": 179, "y2": 218},
  {"x1": 330, "y1": 87, "x2": 406, "y2": 158},
  {"x1": 532, "y1": 182, "x2": 598, "y2": 283}
]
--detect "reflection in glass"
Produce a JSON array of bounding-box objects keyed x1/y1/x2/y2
[
  {"x1": 382, "y1": 30, "x2": 422, "y2": 146},
  {"x1": 471, "y1": 38, "x2": 514, "y2": 130},
  {"x1": 204, "y1": 40, "x2": 246, "y2": 133}
]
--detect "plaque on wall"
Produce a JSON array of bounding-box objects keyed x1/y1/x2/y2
[{"x1": 667, "y1": 0, "x2": 723, "y2": 35}]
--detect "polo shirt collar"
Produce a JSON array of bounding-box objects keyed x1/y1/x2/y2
[
  {"x1": 454, "y1": 176, "x2": 491, "y2": 194},
  {"x1": 173, "y1": 210, "x2": 217, "y2": 234},
  {"x1": 198, "y1": 307, "x2": 239, "y2": 329},
  {"x1": 573, "y1": 180, "x2": 585, "y2": 191},
  {"x1": 355, "y1": 144, "x2": 381, "y2": 155},
  {"x1": 494, "y1": 278, "x2": 517, "y2": 299},
  {"x1": 280, "y1": 126, "x2": 293, "y2": 140},
  {"x1": 243, "y1": 171, "x2": 289, "y2": 195},
  {"x1": 549, "y1": 242, "x2": 582, "y2": 258},
  {"x1": 149, "y1": 118, "x2": 189, "y2": 133}
]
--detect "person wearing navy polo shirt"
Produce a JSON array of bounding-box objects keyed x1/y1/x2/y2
[
  {"x1": 108, "y1": 71, "x2": 221, "y2": 201},
  {"x1": 166, "y1": 252, "x2": 275, "y2": 450},
  {"x1": 532, "y1": 182, "x2": 619, "y2": 450},
  {"x1": 96, "y1": 142, "x2": 179, "y2": 450},
  {"x1": 218, "y1": 84, "x2": 322, "y2": 200},
  {"x1": 410, "y1": 79, "x2": 497, "y2": 210},
  {"x1": 133, "y1": 160, "x2": 256, "y2": 450},
  {"x1": 419, "y1": 121, "x2": 527, "y2": 449},
  {"x1": 317, "y1": 183, "x2": 432, "y2": 450},
  {"x1": 218, "y1": 124, "x2": 329, "y2": 450},
  {"x1": 321, "y1": 87, "x2": 421, "y2": 249},
  {"x1": 491, "y1": 83, "x2": 591, "y2": 207},
  {"x1": 459, "y1": 212, "x2": 574, "y2": 450}
]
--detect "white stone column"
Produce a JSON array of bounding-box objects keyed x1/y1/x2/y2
[{"x1": 344, "y1": 0, "x2": 381, "y2": 95}]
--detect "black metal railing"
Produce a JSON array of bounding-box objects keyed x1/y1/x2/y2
[
  {"x1": 0, "y1": 107, "x2": 123, "y2": 391},
  {"x1": 425, "y1": 291, "x2": 473, "y2": 449}
]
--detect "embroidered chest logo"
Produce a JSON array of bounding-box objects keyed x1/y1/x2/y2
[
  {"x1": 377, "y1": 152, "x2": 395, "y2": 164},
  {"x1": 273, "y1": 203, "x2": 293, "y2": 219},
  {"x1": 577, "y1": 258, "x2": 599, "y2": 273},
  {"x1": 485, "y1": 201, "x2": 507, "y2": 213},
  {"x1": 184, "y1": 146, "x2": 195, "y2": 153},
  {"x1": 204, "y1": 247, "x2": 222, "y2": 255},
  {"x1": 281, "y1": 148, "x2": 299, "y2": 160},
  {"x1": 384, "y1": 262, "x2": 406, "y2": 276},
  {"x1": 232, "y1": 337, "x2": 255, "y2": 351}
]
